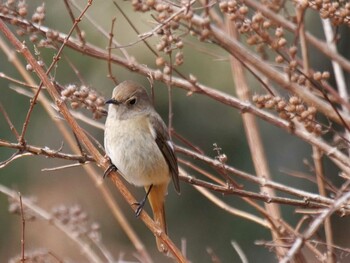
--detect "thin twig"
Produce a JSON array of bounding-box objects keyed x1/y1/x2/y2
[
  {"x1": 0, "y1": 72, "x2": 38, "y2": 89},
  {"x1": 63, "y1": 0, "x2": 86, "y2": 45},
  {"x1": 231, "y1": 241, "x2": 248, "y2": 263},
  {"x1": 0, "y1": 103, "x2": 20, "y2": 140},
  {"x1": 0, "y1": 151, "x2": 33, "y2": 168},
  {"x1": 107, "y1": 17, "x2": 118, "y2": 85},
  {"x1": 167, "y1": 53, "x2": 173, "y2": 139},
  {"x1": 0, "y1": 140, "x2": 94, "y2": 162},
  {"x1": 19, "y1": 193, "x2": 25, "y2": 263},
  {"x1": 193, "y1": 182, "x2": 271, "y2": 229},
  {"x1": 41, "y1": 162, "x2": 90, "y2": 172}
]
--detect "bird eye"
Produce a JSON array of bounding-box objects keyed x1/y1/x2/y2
[{"x1": 128, "y1": 98, "x2": 137, "y2": 105}]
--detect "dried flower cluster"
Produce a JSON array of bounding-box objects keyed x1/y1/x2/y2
[
  {"x1": 308, "y1": 0, "x2": 350, "y2": 26},
  {"x1": 52, "y1": 204, "x2": 101, "y2": 242},
  {"x1": 60, "y1": 84, "x2": 106, "y2": 119},
  {"x1": 9, "y1": 249, "x2": 57, "y2": 263},
  {"x1": 130, "y1": 0, "x2": 189, "y2": 80},
  {"x1": 253, "y1": 94, "x2": 322, "y2": 136},
  {"x1": 1, "y1": 0, "x2": 45, "y2": 43},
  {"x1": 216, "y1": 1, "x2": 336, "y2": 92},
  {"x1": 219, "y1": 1, "x2": 296, "y2": 66}
]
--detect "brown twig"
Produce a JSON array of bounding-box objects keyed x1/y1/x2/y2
[
  {"x1": 0, "y1": 151, "x2": 33, "y2": 168},
  {"x1": 19, "y1": 193, "x2": 25, "y2": 263},
  {"x1": 0, "y1": 72, "x2": 38, "y2": 89},
  {"x1": 107, "y1": 17, "x2": 118, "y2": 85},
  {"x1": 0, "y1": 103, "x2": 20, "y2": 140},
  {"x1": 0, "y1": 140, "x2": 94, "y2": 163},
  {"x1": 63, "y1": 0, "x2": 86, "y2": 45}
]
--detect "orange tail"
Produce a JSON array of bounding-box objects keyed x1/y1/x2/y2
[{"x1": 145, "y1": 184, "x2": 168, "y2": 252}]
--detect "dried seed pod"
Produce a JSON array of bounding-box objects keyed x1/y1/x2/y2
[
  {"x1": 275, "y1": 27, "x2": 284, "y2": 37},
  {"x1": 289, "y1": 46, "x2": 298, "y2": 57},
  {"x1": 313, "y1": 72, "x2": 322, "y2": 81},
  {"x1": 277, "y1": 38, "x2": 287, "y2": 47},
  {"x1": 265, "y1": 100, "x2": 276, "y2": 109},
  {"x1": 252, "y1": 12, "x2": 263, "y2": 23},
  {"x1": 156, "y1": 56, "x2": 165, "y2": 66},
  {"x1": 313, "y1": 124, "x2": 322, "y2": 136},
  {"x1": 71, "y1": 102, "x2": 80, "y2": 109},
  {"x1": 154, "y1": 70, "x2": 163, "y2": 80},
  {"x1": 163, "y1": 65, "x2": 171, "y2": 75},
  {"x1": 285, "y1": 104, "x2": 296, "y2": 113},
  {"x1": 96, "y1": 97, "x2": 105, "y2": 107},
  {"x1": 279, "y1": 111, "x2": 289, "y2": 120},
  {"x1": 296, "y1": 104, "x2": 305, "y2": 113},
  {"x1": 176, "y1": 40, "x2": 184, "y2": 49},
  {"x1": 277, "y1": 100, "x2": 287, "y2": 110},
  {"x1": 275, "y1": 55, "x2": 284, "y2": 63},
  {"x1": 300, "y1": 110, "x2": 310, "y2": 120},
  {"x1": 252, "y1": 94, "x2": 259, "y2": 102},
  {"x1": 322, "y1": 71, "x2": 330, "y2": 79},
  {"x1": 88, "y1": 93, "x2": 97, "y2": 102},
  {"x1": 239, "y1": 5, "x2": 248, "y2": 15},
  {"x1": 308, "y1": 106, "x2": 317, "y2": 115},
  {"x1": 289, "y1": 96, "x2": 301, "y2": 105},
  {"x1": 219, "y1": 1, "x2": 228, "y2": 12}
]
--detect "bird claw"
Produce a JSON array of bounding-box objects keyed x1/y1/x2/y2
[
  {"x1": 103, "y1": 163, "x2": 117, "y2": 178},
  {"x1": 133, "y1": 184, "x2": 153, "y2": 217},
  {"x1": 133, "y1": 200, "x2": 146, "y2": 217}
]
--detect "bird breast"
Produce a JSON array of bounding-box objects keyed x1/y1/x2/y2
[{"x1": 104, "y1": 115, "x2": 170, "y2": 187}]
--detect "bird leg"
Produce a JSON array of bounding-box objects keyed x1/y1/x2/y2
[{"x1": 134, "y1": 184, "x2": 153, "y2": 217}]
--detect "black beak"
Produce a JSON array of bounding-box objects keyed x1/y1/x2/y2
[{"x1": 105, "y1": 99, "x2": 119, "y2": 105}]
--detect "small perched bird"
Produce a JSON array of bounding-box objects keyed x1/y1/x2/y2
[{"x1": 104, "y1": 80, "x2": 180, "y2": 252}]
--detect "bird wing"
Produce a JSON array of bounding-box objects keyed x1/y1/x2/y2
[{"x1": 149, "y1": 114, "x2": 180, "y2": 194}]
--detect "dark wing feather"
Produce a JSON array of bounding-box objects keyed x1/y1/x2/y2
[{"x1": 150, "y1": 114, "x2": 180, "y2": 194}]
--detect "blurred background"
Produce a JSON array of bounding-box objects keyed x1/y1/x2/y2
[{"x1": 1, "y1": 0, "x2": 350, "y2": 262}]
